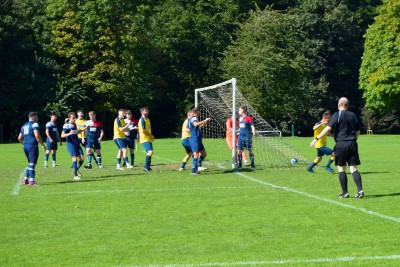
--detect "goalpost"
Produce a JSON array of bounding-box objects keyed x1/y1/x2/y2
[{"x1": 194, "y1": 78, "x2": 308, "y2": 169}]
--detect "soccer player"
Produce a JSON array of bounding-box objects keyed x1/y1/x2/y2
[
  {"x1": 138, "y1": 107, "x2": 154, "y2": 171},
  {"x1": 310, "y1": 97, "x2": 364, "y2": 198},
  {"x1": 124, "y1": 110, "x2": 138, "y2": 167},
  {"x1": 18, "y1": 112, "x2": 46, "y2": 186},
  {"x1": 226, "y1": 114, "x2": 249, "y2": 167},
  {"x1": 114, "y1": 108, "x2": 133, "y2": 170},
  {"x1": 44, "y1": 113, "x2": 62, "y2": 168},
  {"x1": 307, "y1": 111, "x2": 335, "y2": 173},
  {"x1": 61, "y1": 112, "x2": 85, "y2": 181},
  {"x1": 83, "y1": 111, "x2": 104, "y2": 169},
  {"x1": 75, "y1": 110, "x2": 87, "y2": 146},
  {"x1": 188, "y1": 107, "x2": 211, "y2": 175},
  {"x1": 237, "y1": 106, "x2": 255, "y2": 168},
  {"x1": 179, "y1": 110, "x2": 192, "y2": 171}
]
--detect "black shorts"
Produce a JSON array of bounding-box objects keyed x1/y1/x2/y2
[{"x1": 334, "y1": 140, "x2": 360, "y2": 166}]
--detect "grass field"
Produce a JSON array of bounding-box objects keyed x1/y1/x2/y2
[{"x1": 1, "y1": 136, "x2": 399, "y2": 266}]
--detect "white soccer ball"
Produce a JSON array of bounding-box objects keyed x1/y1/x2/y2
[{"x1": 290, "y1": 158, "x2": 298, "y2": 164}]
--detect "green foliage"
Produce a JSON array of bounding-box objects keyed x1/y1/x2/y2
[{"x1": 359, "y1": 0, "x2": 400, "y2": 112}]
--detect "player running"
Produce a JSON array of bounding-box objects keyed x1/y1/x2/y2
[
  {"x1": 61, "y1": 112, "x2": 85, "y2": 181},
  {"x1": 18, "y1": 112, "x2": 46, "y2": 186},
  {"x1": 83, "y1": 111, "x2": 104, "y2": 169},
  {"x1": 307, "y1": 111, "x2": 335, "y2": 173},
  {"x1": 138, "y1": 107, "x2": 154, "y2": 172},
  {"x1": 44, "y1": 113, "x2": 62, "y2": 168},
  {"x1": 188, "y1": 107, "x2": 211, "y2": 175},
  {"x1": 114, "y1": 109, "x2": 133, "y2": 170},
  {"x1": 124, "y1": 110, "x2": 138, "y2": 167},
  {"x1": 179, "y1": 110, "x2": 192, "y2": 171},
  {"x1": 237, "y1": 106, "x2": 255, "y2": 168}
]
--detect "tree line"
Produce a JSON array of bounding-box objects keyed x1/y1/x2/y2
[{"x1": 1, "y1": 0, "x2": 397, "y2": 142}]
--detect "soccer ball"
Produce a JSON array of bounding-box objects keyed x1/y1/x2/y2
[{"x1": 290, "y1": 158, "x2": 298, "y2": 164}]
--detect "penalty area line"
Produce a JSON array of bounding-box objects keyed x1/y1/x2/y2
[
  {"x1": 128, "y1": 254, "x2": 400, "y2": 267},
  {"x1": 11, "y1": 170, "x2": 25, "y2": 196},
  {"x1": 235, "y1": 171, "x2": 400, "y2": 224}
]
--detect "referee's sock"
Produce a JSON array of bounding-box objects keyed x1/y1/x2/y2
[
  {"x1": 351, "y1": 170, "x2": 363, "y2": 192},
  {"x1": 338, "y1": 172, "x2": 348, "y2": 194}
]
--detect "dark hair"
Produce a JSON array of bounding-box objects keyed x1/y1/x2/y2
[
  {"x1": 192, "y1": 107, "x2": 199, "y2": 113},
  {"x1": 140, "y1": 107, "x2": 148, "y2": 113},
  {"x1": 239, "y1": 106, "x2": 247, "y2": 113},
  {"x1": 125, "y1": 110, "x2": 132, "y2": 115},
  {"x1": 67, "y1": 112, "x2": 76, "y2": 118},
  {"x1": 28, "y1": 112, "x2": 37, "y2": 118},
  {"x1": 323, "y1": 111, "x2": 331, "y2": 118},
  {"x1": 77, "y1": 109, "x2": 83, "y2": 114}
]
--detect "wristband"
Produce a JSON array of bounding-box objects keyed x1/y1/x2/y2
[{"x1": 314, "y1": 137, "x2": 319, "y2": 141}]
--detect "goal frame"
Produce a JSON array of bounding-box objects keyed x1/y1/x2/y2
[{"x1": 195, "y1": 78, "x2": 237, "y2": 168}]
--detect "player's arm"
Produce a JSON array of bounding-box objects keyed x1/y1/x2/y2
[
  {"x1": 18, "y1": 133, "x2": 23, "y2": 144},
  {"x1": 193, "y1": 118, "x2": 211, "y2": 127},
  {"x1": 98, "y1": 129, "x2": 104, "y2": 142},
  {"x1": 355, "y1": 130, "x2": 360, "y2": 138},
  {"x1": 34, "y1": 129, "x2": 46, "y2": 151},
  {"x1": 312, "y1": 122, "x2": 323, "y2": 131},
  {"x1": 61, "y1": 127, "x2": 77, "y2": 138},
  {"x1": 45, "y1": 127, "x2": 53, "y2": 143},
  {"x1": 226, "y1": 119, "x2": 232, "y2": 131},
  {"x1": 310, "y1": 125, "x2": 332, "y2": 147},
  {"x1": 251, "y1": 125, "x2": 256, "y2": 137},
  {"x1": 57, "y1": 131, "x2": 62, "y2": 146}
]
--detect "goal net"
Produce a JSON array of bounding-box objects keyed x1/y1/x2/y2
[{"x1": 194, "y1": 78, "x2": 308, "y2": 169}]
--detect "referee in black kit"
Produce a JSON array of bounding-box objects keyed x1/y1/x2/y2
[{"x1": 310, "y1": 97, "x2": 364, "y2": 198}]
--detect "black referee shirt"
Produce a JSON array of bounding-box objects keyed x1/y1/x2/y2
[{"x1": 328, "y1": 110, "x2": 359, "y2": 142}]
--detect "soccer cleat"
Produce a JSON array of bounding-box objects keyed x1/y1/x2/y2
[
  {"x1": 77, "y1": 171, "x2": 82, "y2": 177},
  {"x1": 307, "y1": 168, "x2": 315, "y2": 174},
  {"x1": 338, "y1": 193, "x2": 349, "y2": 198},
  {"x1": 244, "y1": 161, "x2": 251, "y2": 167},
  {"x1": 121, "y1": 162, "x2": 126, "y2": 167},
  {"x1": 354, "y1": 191, "x2": 364, "y2": 198},
  {"x1": 98, "y1": 165, "x2": 102, "y2": 168},
  {"x1": 44, "y1": 162, "x2": 48, "y2": 168},
  {"x1": 29, "y1": 181, "x2": 39, "y2": 186},
  {"x1": 73, "y1": 176, "x2": 81, "y2": 181},
  {"x1": 190, "y1": 171, "x2": 201, "y2": 176},
  {"x1": 52, "y1": 164, "x2": 59, "y2": 168},
  {"x1": 84, "y1": 165, "x2": 92, "y2": 169},
  {"x1": 251, "y1": 164, "x2": 255, "y2": 168},
  {"x1": 178, "y1": 167, "x2": 184, "y2": 171},
  {"x1": 326, "y1": 167, "x2": 335, "y2": 173},
  {"x1": 126, "y1": 163, "x2": 134, "y2": 169},
  {"x1": 143, "y1": 168, "x2": 153, "y2": 172},
  {"x1": 116, "y1": 166, "x2": 125, "y2": 170},
  {"x1": 197, "y1": 166, "x2": 208, "y2": 171},
  {"x1": 23, "y1": 179, "x2": 29, "y2": 185}
]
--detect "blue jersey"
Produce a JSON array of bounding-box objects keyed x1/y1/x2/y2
[
  {"x1": 85, "y1": 120, "x2": 103, "y2": 141},
  {"x1": 62, "y1": 122, "x2": 80, "y2": 144},
  {"x1": 20, "y1": 121, "x2": 39, "y2": 146},
  {"x1": 125, "y1": 118, "x2": 138, "y2": 141},
  {"x1": 189, "y1": 116, "x2": 202, "y2": 140},
  {"x1": 239, "y1": 115, "x2": 254, "y2": 138},
  {"x1": 45, "y1": 121, "x2": 59, "y2": 142}
]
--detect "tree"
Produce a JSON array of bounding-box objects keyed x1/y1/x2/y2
[{"x1": 359, "y1": 0, "x2": 400, "y2": 112}]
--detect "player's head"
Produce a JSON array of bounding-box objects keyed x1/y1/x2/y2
[
  {"x1": 118, "y1": 108, "x2": 126, "y2": 118},
  {"x1": 321, "y1": 111, "x2": 331, "y2": 123},
  {"x1": 77, "y1": 110, "x2": 84, "y2": 119},
  {"x1": 67, "y1": 112, "x2": 76, "y2": 121},
  {"x1": 338, "y1": 97, "x2": 349, "y2": 110},
  {"x1": 191, "y1": 107, "x2": 199, "y2": 117},
  {"x1": 187, "y1": 109, "x2": 192, "y2": 118},
  {"x1": 50, "y1": 113, "x2": 57, "y2": 122},
  {"x1": 125, "y1": 110, "x2": 132, "y2": 119},
  {"x1": 88, "y1": 111, "x2": 96, "y2": 120},
  {"x1": 238, "y1": 106, "x2": 247, "y2": 116},
  {"x1": 140, "y1": 107, "x2": 149, "y2": 117},
  {"x1": 28, "y1": 112, "x2": 38, "y2": 122}
]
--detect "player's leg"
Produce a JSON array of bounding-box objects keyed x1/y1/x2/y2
[
  {"x1": 95, "y1": 144, "x2": 102, "y2": 168},
  {"x1": 180, "y1": 138, "x2": 192, "y2": 171},
  {"x1": 85, "y1": 144, "x2": 93, "y2": 169},
  {"x1": 44, "y1": 139, "x2": 51, "y2": 168},
  {"x1": 51, "y1": 145, "x2": 58, "y2": 167},
  {"x1": 247, "y1": 139, "x2": 255, "y2": 168},
  {"x1": 237, "y1": 137, "x2": 244, "y2": 168},
  {"x1": 142, "y1": 142, "x2": 153, "y2": 171},
  {"x1": 190, "y1": 139, "x2": 200, "y2": 175},
  {"x1": 27, "y1": 146, "x2": 39, "y2": 185},
  {"x1": 76, "y1": 146, "x2": 84, "y2": 177},
  {"x1": 23, "y1": 147, "x2": 30, "y2": 184},
  {"x1": 307, "y1": 154, "x2": 322, "y2": 173},
  {"x1": 335, "y1": 142, "x2": 349, "y2": 198},
  {"x1": 197, "y1": 142, "x2": 207, "y2": 171},
  {"x1": 349, "y1": 141, "x2": 363, "y2": 198}
]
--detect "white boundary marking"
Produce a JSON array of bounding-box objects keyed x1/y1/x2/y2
[
  {"x1": 235, "y1": 171, "x2": 400, "y2": 223},
  {"x1": 11, "y1": 170, "x2": 25, "y2": 196},
  {"x1": 128, "y1": 255, "x2": 400, "y2": 267}
]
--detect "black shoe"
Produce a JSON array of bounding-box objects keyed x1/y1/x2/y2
[
  {"x1": 84, "y1": 165, "x2": 92, "y2": 169},
  {"x1": 354, "y1": 191, "x2": 364, "y2": 198},
  {"x1": 338, "y1": 193, "x2": 349, "y2": 198},
  {"x1": 251, "y1": 164, "x2": 255, "y2": 168},
  {"x1": 143, "y1": 168, "x2": 150, "y2": 172}
]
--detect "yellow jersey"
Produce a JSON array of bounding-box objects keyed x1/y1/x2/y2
[
  {"x1": 75, "y1": 119, "x2": 87, "y2": 138},
  {"x1": 139, "y1": 117, "x2": 152, "y2": 143},
  {"x1": 113, "y1": 117, "x2": 126, "y2": 139},
  {"x1": 314, "y1": 122, "x2": 327, "y2": 148},
  {"x1": 181, "y1": 119, "x2": 190, "y2": 140}
]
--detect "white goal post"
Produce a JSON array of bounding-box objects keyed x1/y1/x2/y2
[{"x1": 194, "y1": 78, "x2": 307, "y2": 169}]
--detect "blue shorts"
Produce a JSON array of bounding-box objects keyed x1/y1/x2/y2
[
  {"x1": 24, "y1": 145, "x2": 39, "y2": 164},
  {"x1": 317, "y1": 146, "x2": 333, "y2": 157},
  {"x1": 86, "y1": 139, "x2": 101, "y2": 149},
  {"x1": 46, "y1": 139, "x2": 58, "y2": 151},
  {"x1": 190, "y1": 138, "x2": 205, "y2": 152},
  {"x1": 182, "y1": 138, "x2": 192, "y2": 153},
  {"x1": 125, "y1": 137, "x2": 136, "y2": 149},
  {"x1": 238, "y1": 136, "x2": 252, "y2": 151},
  {"x1": 142, "y1": 142, "x2": 153, "y2": 153},
  {"x1": 114, "y1": 138, "x2": 127, "y2": 150},
  {"x1": 67, "y1": 142, "x2": 83, "y2": 157}
]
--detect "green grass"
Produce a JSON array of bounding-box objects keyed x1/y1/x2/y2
[{"x1": 1, "y1": 136, "x2": 400, "y2": 266}]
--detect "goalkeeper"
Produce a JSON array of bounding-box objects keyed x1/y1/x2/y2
[
  {"x1": 226, "y1": 115, "x2": 250, "y2": 166},
  {"x1": 237, "y1": 106, "x2": 255, "y2": 168}
]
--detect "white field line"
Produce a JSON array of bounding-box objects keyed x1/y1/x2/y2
[
  {"x1": 236, "y1": 171, "x2": 400, "y2": 224},
  {"x1": 11, "y1": 170, "x2": 25, "y2": 196},
  {"x1": 38, "y1": 186, "x2": 263, "y2": 195},
  {"x1": 128, "y1": 254, "x2": 400, "y2": 267}
]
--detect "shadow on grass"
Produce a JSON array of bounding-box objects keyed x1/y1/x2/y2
[
  {"x1": 361, "y1": 171, "x2": 390, "y2": 175},
  {"x1": 365, "y1": 192, "x2": 400, "y2": 198}
]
